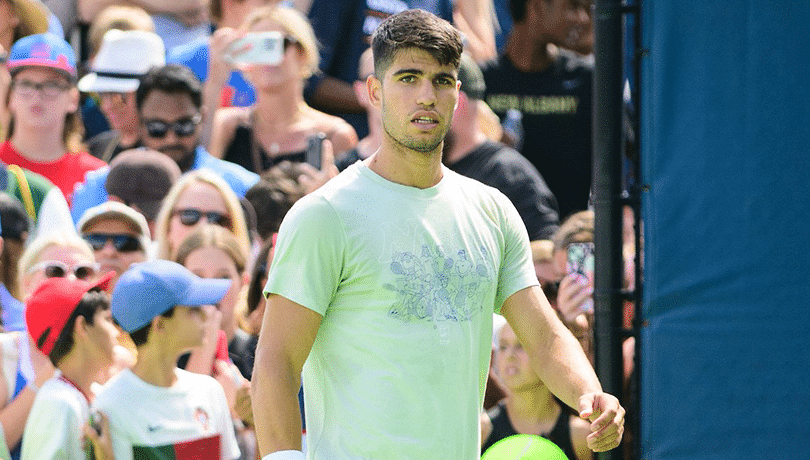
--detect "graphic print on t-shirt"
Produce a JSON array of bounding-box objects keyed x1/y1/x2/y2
[
  {"x1": 385, "y1": 243, "x2": 494, "y2": 323},
  {"x1": 132, "y1": 434, "x2": 220, "y2": 460}
]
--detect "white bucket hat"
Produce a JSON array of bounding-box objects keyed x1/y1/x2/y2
[{"x1": 77, "y1": 30, "x2": 165, "y2": 94}]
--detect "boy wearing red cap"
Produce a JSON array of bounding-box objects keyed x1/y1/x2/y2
[{"x1": 20, "y1": 272, "x2": 118, "y2": 460}]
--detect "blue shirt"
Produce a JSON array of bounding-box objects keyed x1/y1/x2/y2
[
  {"x1": 167, "y1": 38, "x2": 256, "y2": 108},
  {"x1": 70, "y1": 146, "x2": 259, "y2": 223}
]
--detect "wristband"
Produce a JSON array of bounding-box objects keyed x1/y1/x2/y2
[{"x1": 262, "y1": 451, "x2": 305, "y2": 460}]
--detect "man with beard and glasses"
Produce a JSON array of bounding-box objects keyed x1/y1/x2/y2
[{"x1": 71, "y1": 64, "x2": 259, "y2": 225}]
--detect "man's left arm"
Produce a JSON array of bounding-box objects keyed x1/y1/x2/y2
[{"x1": 500, "y1": 285, "x2": 625, "y2": 453}]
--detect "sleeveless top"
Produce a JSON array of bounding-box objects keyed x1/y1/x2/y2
[
  {"x1": 481, "y1": 400, "x2": 577, "y2": 459},
  {"x1": 223, "y1": 125, "x2": 305, "y2": 174}
]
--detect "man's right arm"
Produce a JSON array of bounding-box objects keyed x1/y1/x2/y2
[{"x1": 251, "y1": 294, "x2": 322, "y2": 457}]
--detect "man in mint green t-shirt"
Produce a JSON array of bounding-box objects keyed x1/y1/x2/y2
[{"x1": 252, "y1": 9, "x2": 625, "y2": 460}]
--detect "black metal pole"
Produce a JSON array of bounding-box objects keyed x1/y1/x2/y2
[{"x1": 593, "y1": 0, "x2": 625, "y2": 459}]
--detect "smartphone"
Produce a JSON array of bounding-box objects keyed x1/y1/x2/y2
[
  {"x1": 305, "y1": 133, "x2": 326, "y2": 169},
  {"x1": 225, "y1": 31, "x2": 285, "y2": 66},
  {"x1": 567, "y1": 242, "x2": 595, "y2": 312}
]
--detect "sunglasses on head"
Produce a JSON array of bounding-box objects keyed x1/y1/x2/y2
[
  {"x1": 174, "y1": 208, "x2": 231, "y2": 227},
  {"x1": 143, "y1": 114, "x2": 202, "y2": 138},
  {"x1": 28, "y1": 260, "x2": 99, "y2": 280},
  {"x1": 83, "y1": 233, "x2": 143, "y2": 252}
]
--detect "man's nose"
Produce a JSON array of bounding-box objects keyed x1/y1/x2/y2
[{"x1": 416, "y1": 81, "x2": 437, "y2": 107}]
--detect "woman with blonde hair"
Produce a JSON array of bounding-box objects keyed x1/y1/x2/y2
[
  {"x1": 16, "y1": 232, "x2": 98, "y2": 300},
  {"x1": 154, "y1": 169, "x2": 250, "y2": 260},
  {"x1": 208, "y1": 5, "x2": 357, "y2": 173}
]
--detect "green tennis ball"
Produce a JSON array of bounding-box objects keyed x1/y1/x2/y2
[{"x1": 482, "y1": 434, "x2": 569, "y2": 460}]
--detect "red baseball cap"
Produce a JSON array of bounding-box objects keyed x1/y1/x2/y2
[{"x1": 25, "y1": 271, "x2": 114, "y2": 356}]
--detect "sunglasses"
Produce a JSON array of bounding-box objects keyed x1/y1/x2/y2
[
  {"x1": 83, "y1": 233, "x2": 143, "y2": 252},
  {"x1": 28, "y1": 260, "x2": 100, "y2": 280},
  {"x1": 143, "y1": 114, "x2": 202, "y2": 139},
  {"x1": 174, "y1": 208, "x2": 231, "y2": 227}
]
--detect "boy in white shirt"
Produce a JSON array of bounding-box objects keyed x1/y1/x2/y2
[
  {"x1": 21, "y1": 272, "x2": 118, "y2": 459},
  {"x1": 93, "y1": 260, "x2": 240, "y2": 460}
]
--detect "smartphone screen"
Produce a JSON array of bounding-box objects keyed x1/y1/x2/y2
[
  {"x1": 225, "y1": 32, "x2": 285, "y2": 66},
  {"x1": 567, "y1": 242, "x2": 595, "y2": 312},
  {"x1": 305, "y1": 133, "x2": 326, "y2": 169}
]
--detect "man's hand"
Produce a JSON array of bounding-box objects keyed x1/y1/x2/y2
[{"x1": 578, "y1": 392, "x2": 625, "y2": 452}]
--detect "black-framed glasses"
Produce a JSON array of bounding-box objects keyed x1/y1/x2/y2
[
  {"x1": 143, "y1": 114, "x2": 202, "y2": 138},
  {"x1": 83, "y1": 233, "x2": 143, "y2": 253},
  {"x1": 28, "y1": 260, "x2": 100, "y2": 280},
  {"x1": 173, "y1": 208, "x2": 231, "y2": 227},
  {"x1": 12, "y1": 79, "x2": 71, "y2": 98}
]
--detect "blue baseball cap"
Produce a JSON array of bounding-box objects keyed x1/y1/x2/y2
[
  {"x1": 7, "y1": 33, "x2": 77, "y2": 79},
  {"x1": 111, "y1": 260, "x2": 232, "y2": 333}
]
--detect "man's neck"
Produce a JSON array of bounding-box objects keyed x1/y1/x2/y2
[
  {"x1": 132, "y1": 344, "x2": 181, "y2": 388},
  {"x1": 175, "y1": 148, "x2": 197, "y2": 173},
  {"x1": 10, "y1": 131, "x2": 67, "y2": 163},
  {"x1": 356, "y1": 117, "x2": 384, "y2": 160},
  {"x1": 505, "y1": 25, "x2": 557, "y2": 73},
  {"x1": 368, "y1": 137, "x2": 444, "y2": 189}
]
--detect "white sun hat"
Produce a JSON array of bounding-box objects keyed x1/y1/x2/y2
[{"x1": 78, "y1": 29, "x2": 165, "y2": 94}]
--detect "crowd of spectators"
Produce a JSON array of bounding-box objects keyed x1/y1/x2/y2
[{"x1": 0, "y1": 0, "x2": 636, "y2": 459}]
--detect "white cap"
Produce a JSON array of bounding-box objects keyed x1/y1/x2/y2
[{"x1": 78, "y1": 30, "x2": 165, "y2": 93}]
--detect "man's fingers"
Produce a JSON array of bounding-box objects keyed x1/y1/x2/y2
[{"x1": 586, "y1": 409, "x2": 625, "y2": 452}]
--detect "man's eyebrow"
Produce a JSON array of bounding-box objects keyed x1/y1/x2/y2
[
  {"x1": 391, "y1": 69, "x2": 458, "y2": 81},
  {"x1": 392, "y1": 68, "x2": 424, "y2": 77}
]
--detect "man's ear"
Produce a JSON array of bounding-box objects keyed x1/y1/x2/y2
[{"x1": 367, "y1": 74, "x2": 382, "y2": 109}]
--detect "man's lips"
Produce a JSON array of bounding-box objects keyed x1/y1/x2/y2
[{"x1": 411, "y1": 112, "x2": 440, "y2": 128}]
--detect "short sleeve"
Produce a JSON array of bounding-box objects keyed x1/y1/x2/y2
[
  {"x1": 264, "y1": 194, "x2": 345, "y2": 317},
  {"x1": 493, "y1": 191, "x2": 538, "y2": 312}
]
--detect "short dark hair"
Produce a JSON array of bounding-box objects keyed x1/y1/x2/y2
[
  {"x1": 128, "y1": 306, "x2": 176, "y2": 347},
  {"x1": 136, "y1": 64, "x2": 203, "y2": 111},
  {"x1": 246, "y1": 162, "x2": 306, "y2": 241},
  {"x1": 45, "y1": 290, "x2": 109, "y2": 367},
  {"x1": 371, "y1": 9, "x2": 464, "y2": 78}
]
